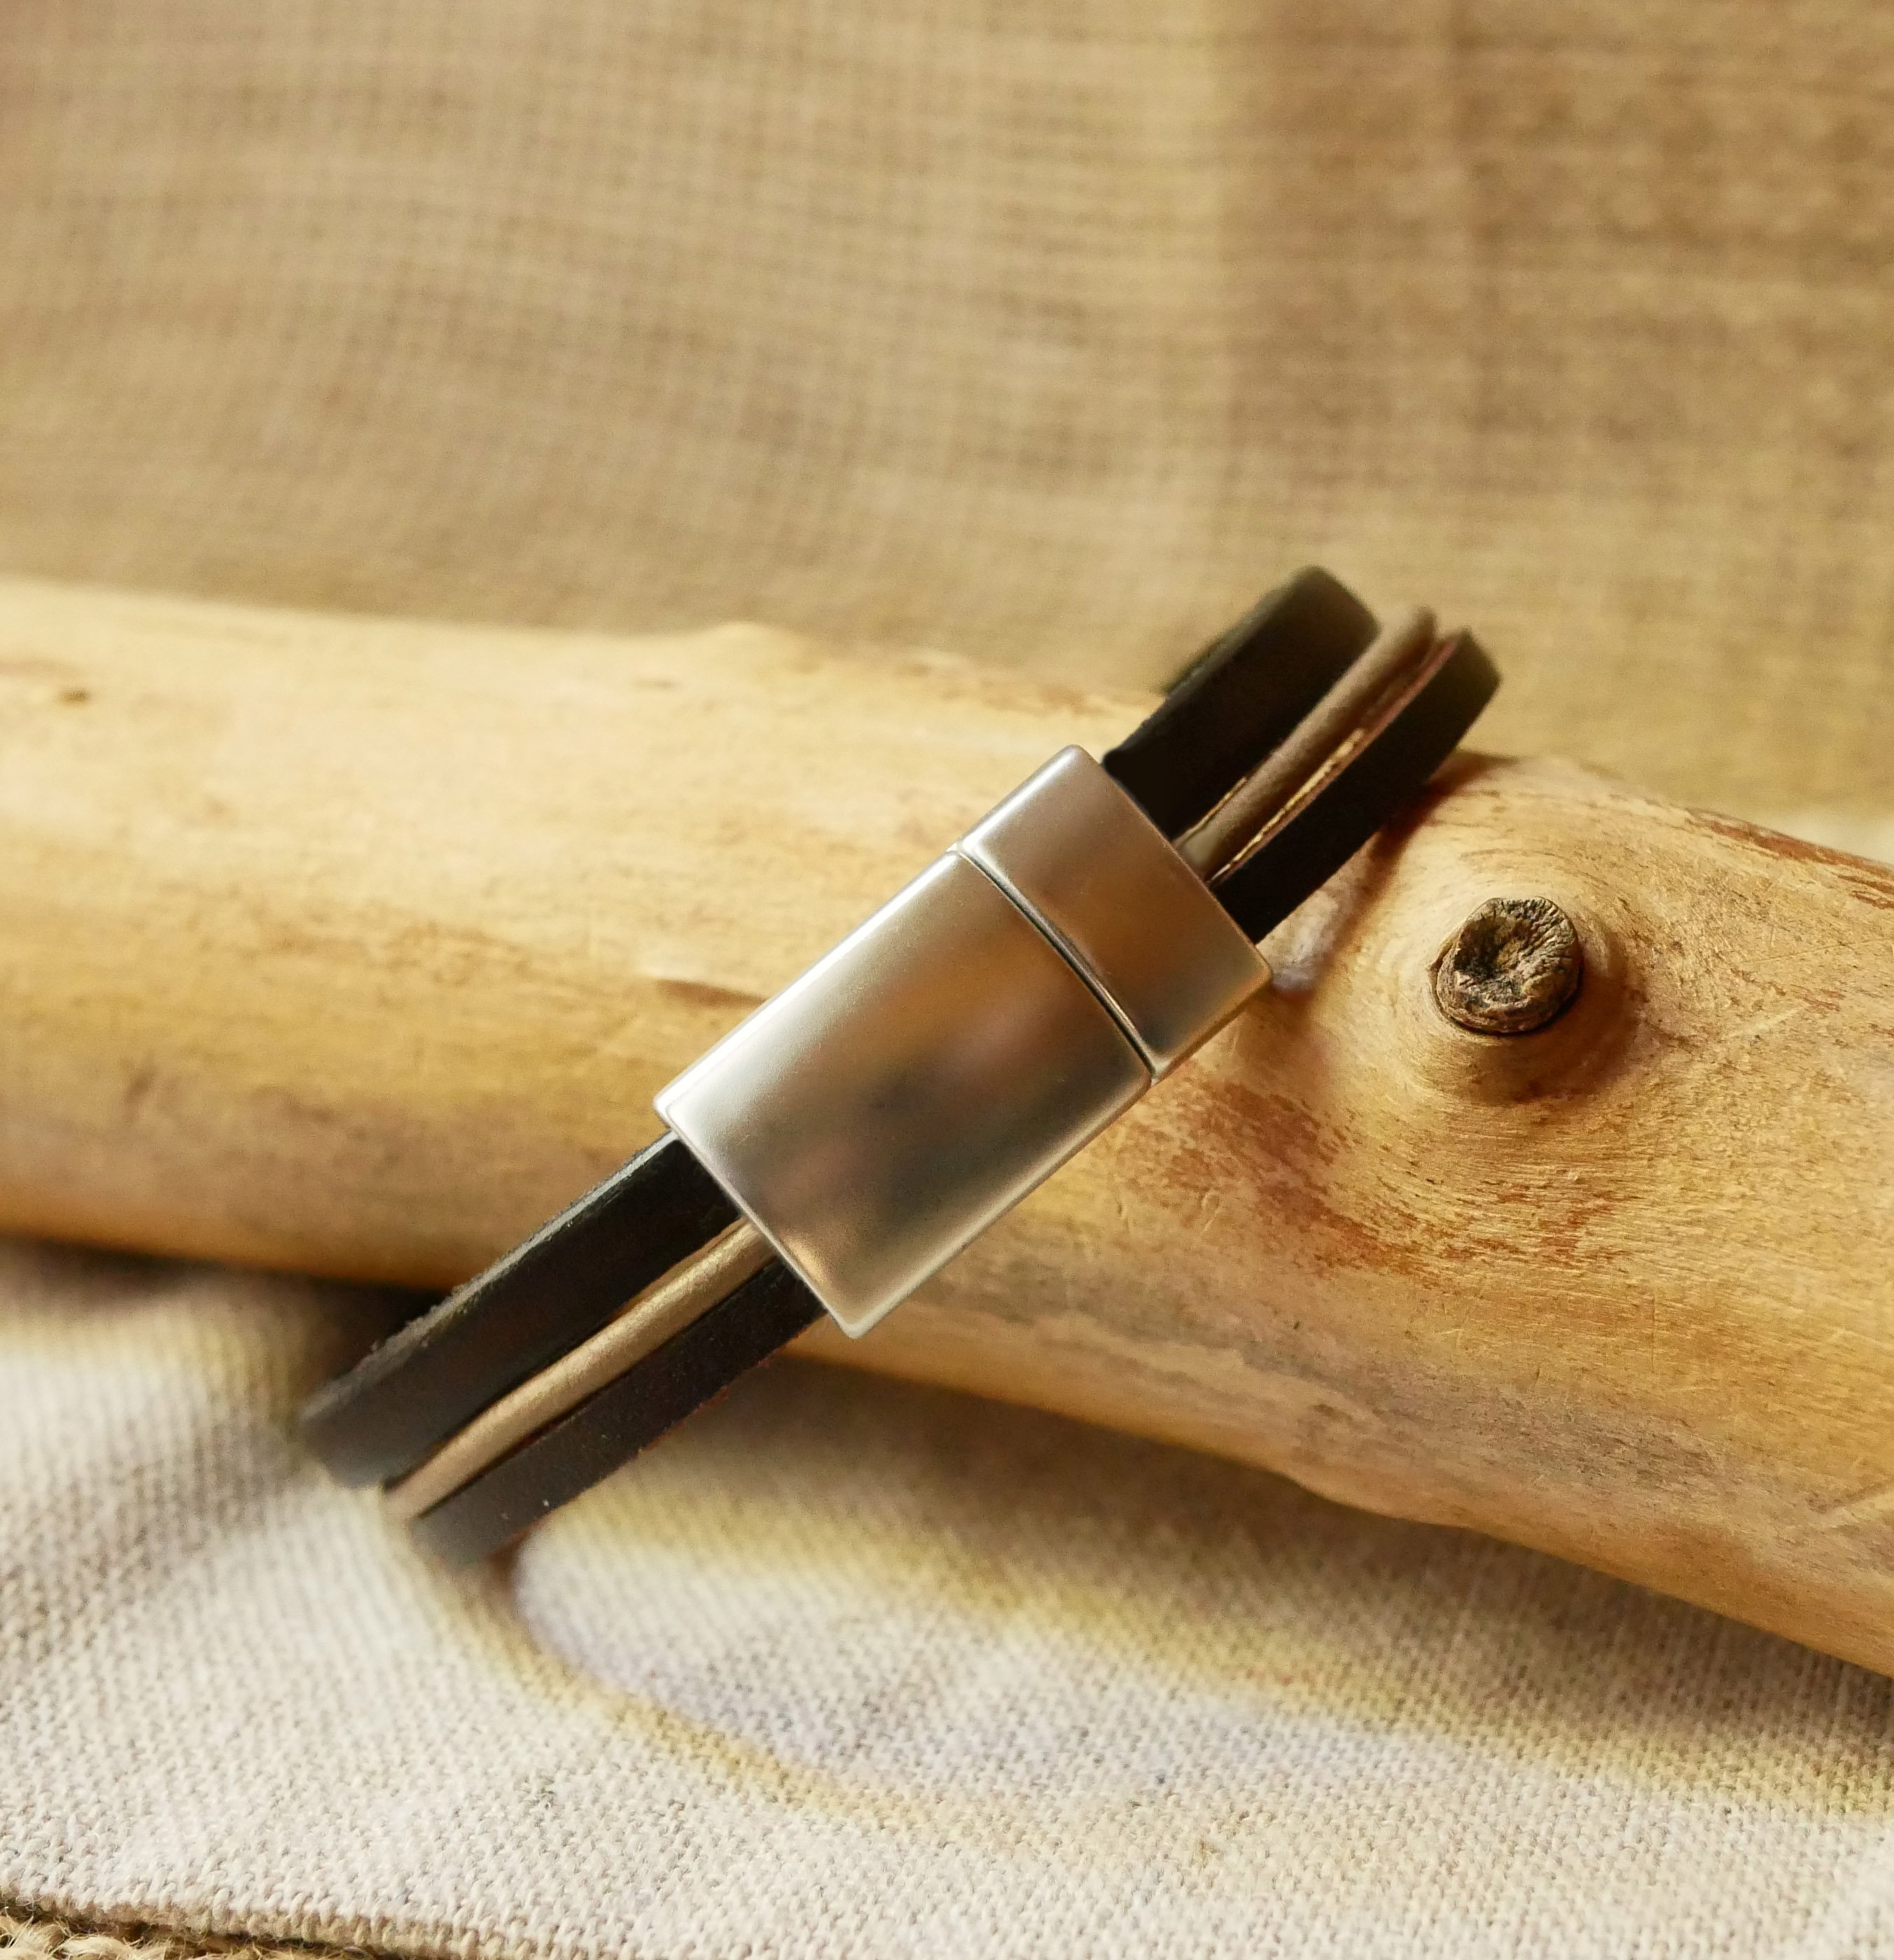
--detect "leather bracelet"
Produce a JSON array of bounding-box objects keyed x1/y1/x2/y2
[
  {"x1": 301, "y1": 569, "x2": 1499, "y2": 1562},
  {"x1": 300, "y1": 564, "x2": 1376, "y2": 1485}
]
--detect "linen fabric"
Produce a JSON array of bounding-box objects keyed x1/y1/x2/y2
[
  {"x1": 4, "y1": 0, "x2": 1894, "y2": 822},
  {"x1": 9, "y1": 1235, "x2": 1894, "y2": 1960},
  {"x1": 6, "y1": 1, "x2": 1894, "y2": 1955}
]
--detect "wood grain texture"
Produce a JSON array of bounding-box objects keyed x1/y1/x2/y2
[{"x1": 3, "y1": 577, "x2": 1892, "y2": 1671}]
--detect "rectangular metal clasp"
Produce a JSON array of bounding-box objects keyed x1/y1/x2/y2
[
  {"x1": 655, "y1": 749, "x2": 1269, "y2": 1335},
  {"x1": 959, "y1": 747, "x2": 1269, "y2": 1076}
]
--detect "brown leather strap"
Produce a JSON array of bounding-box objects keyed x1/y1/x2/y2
[
  {"x1": 407, "y1": 1258, "x2": 823, "y2": 1564},
  {"x1": 1212, "y1": 630, "x2": 1499, "y2": 941},
  {"x1": 299, "y1": 1129, "x2": 737, "y2": 1487},
  {"x1": 382, "y1": 1221, "x2": 772, "y2": 1522},
  {"x1": 1100, "y1": 565, "x2": 1378, "y2": 837}
]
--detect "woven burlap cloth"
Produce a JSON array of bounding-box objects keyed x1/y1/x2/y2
[{"x1": 6, "y1": 5, "x2": 1894, "y2": 1956}]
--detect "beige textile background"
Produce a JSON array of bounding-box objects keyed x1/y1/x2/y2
[
  {"x1": 5, "y1": 2, "x2": 1894, "y2": 1956},
  {"x1": 6, "y1": 0, "x2": 1894, "y2": 818}
]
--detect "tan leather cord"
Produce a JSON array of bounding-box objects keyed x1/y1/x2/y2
[
  {"x1": 1176, "y1": 607, "x2": 1437, "y2": 880},
  {"x1": 383, "y1": 1221, "x2": 770, "y2": 1522}
]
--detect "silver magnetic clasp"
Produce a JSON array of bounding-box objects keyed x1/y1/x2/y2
[{"x1": 654, "y1": 749, "x2": 1269, "y2": 1336}]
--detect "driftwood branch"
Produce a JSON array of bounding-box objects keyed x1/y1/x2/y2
[{"x1": 4, "y1": 578, "x2": 1893, "y2": 1671}]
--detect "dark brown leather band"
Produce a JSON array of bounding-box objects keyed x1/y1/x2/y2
[
  {"x1": 299, "y1": 1130, "x2": 737, "y2": 1487},
  {"x1": 1100, "y1": 566, "x2": 1378, "y2": 838},
  {"x1": 407, "y1": 1258, "x2": 823, "y2": 1564},
  {"x1": 1213, "y1": 630, "x2": 1498, "y2": 941}
]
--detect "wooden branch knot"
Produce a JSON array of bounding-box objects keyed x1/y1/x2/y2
[{"x1": 1431, "y1": 896, "x2": 1585, "y2": 1036}]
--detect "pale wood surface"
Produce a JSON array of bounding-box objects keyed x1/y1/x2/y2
[{"x1": 4, "y1": 577, "x2": 1893, "y2": 1672}]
